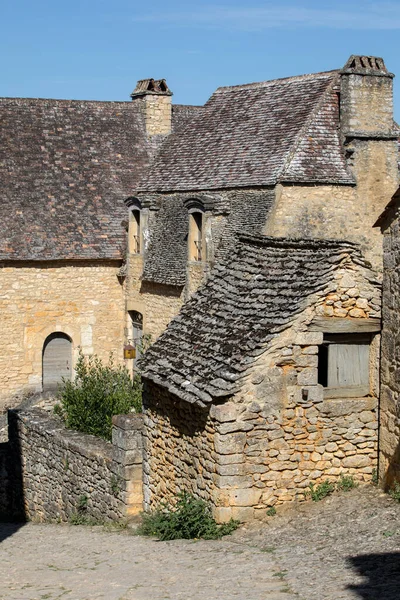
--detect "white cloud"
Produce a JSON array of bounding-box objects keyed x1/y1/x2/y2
[{"x1": 133, "y1": 3, "x2": 400, "y2": 31}]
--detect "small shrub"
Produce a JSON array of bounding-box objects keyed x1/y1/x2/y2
[
  {"x1": 77, "y1": 494, "x2": 88, "y2": 512},
  {"x1": 110, "y1": 474, "x2": 123, "y2": 497},
  {"x1": 138, "y1": 491, "x2": 239, "y2": 541},
  {"x1": 266, "y1": 506, "x2": 276, "y2": 516},
  {"x1": 336, "y1": 475, "x2": 358, "y2": 492},
  {"x1": 308, "y1": 480, "x2": 335, "y2": 502},
  {"x1": 389, "y1": 482, "x2": 400, "y2": 502},
  {"x1": 372, "y1": 468, "x2": 378, "y2": 485},
  {"x1": 69, "y1": 513, "x2": 99, "y2": 526},
  {"x1": 55, "y1": 350, "x2": 142, "y2": 441}
]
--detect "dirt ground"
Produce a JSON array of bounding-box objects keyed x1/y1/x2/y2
[{"x1": 0, "y1": 485, "x2": 399, "y2": 600}]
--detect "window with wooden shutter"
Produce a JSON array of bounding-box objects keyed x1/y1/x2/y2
[{"x1": 318, "y1": 333, "x2": 371, "y2": 398}]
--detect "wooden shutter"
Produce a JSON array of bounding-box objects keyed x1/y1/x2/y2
[
  {"x1": 325, "y1": 337, "x2": 370, "y2": 398},
  {"x1": 43, "y1": 334, "x2": 72, "y2": 391}
]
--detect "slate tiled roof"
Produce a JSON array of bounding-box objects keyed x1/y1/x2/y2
[
  {"x1": 142, "y1": 195, "x2": 189, "y2": 286},
  {"x1": 0, "y1": 98, "x2": 152, "y2": 261},
  {"x1": 172, "y1": 105, "x2": 204, "y2": 133},
  {"x1": 140, "y1": 235, "x2": 360, "y2": 406},
  {"x1": 138, "y1": 71, "x2": 354, "y2": 192}
]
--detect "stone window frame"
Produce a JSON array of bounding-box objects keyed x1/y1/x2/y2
[
  {"x1": 185, "y1": 199, "x2": 205, "y2": 263},
  {"x1": 126, "y1": 198, "x2": 143, "y2": 255},
  {"x1": 309, "y1": 317, "x2": 381, "y2": 400}
]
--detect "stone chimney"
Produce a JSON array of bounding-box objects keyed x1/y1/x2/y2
[
  {"x1": 131, "y1": 78, "x2": 172, "y2": 136},
  {"x1": 340, "y1": 55, "x2": 395, "y2": 137},
  {"x1": 339, "y1": 55, "x2": 399, "y2": 270}
]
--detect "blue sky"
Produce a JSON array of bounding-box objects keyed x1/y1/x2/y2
[{"x1": 2, "y1": 0, "x2": 400, "y2": 118}]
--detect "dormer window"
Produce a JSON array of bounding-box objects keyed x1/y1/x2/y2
[
  {"x1": 129, "y1": 209, "x2": 141, "y2": 254},
  {"x1": 188, "y1": 212, "x2": 203, "y2": 262}
]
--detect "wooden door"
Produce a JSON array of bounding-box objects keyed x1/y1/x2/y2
[{"x1": 42, "y1": 333, "x2": 72, "y2": 391}]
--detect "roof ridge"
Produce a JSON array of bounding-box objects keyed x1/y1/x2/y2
[
  {"x1": 212, "y1": 70, "x2": 338, "y2": 95},
  {"x1": 237, "y1": 232, "x2": 360, "y2": 250},
  {"x1": 277, "y1": 75, "x2": 340, "y2": 181},
  {"x1": 0, "y1": 97, "x2": 134, "y2": 105}
]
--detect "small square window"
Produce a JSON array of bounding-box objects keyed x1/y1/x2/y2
[{"x1": 318, "y1": 333, "x2": 371, "y2": 398}]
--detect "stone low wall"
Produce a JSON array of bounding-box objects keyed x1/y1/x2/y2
[
  {"x1": 8, "y1": 409, "x2": 143, "y2": 522},
  {"x1": 0, "y1": 442, "x2": 10, "y2": 518}
]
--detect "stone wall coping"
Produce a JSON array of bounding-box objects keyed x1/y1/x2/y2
[
  {"x1": 11, "y1": 408, "x2": 114, "y2": 465},
  {"x1": 112, "y1": 413, "x2": 144, "y2": 431}
]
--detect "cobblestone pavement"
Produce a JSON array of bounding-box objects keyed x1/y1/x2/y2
[
  {"x1": 1, "y1": 485, "x2": 399, "y2": 600},
  {"x1": 0, "y1": 523, "x2": 294, "y2": 600},
  {"x1": 233, "y1": 485, "x2": 400, "y2": 600}
]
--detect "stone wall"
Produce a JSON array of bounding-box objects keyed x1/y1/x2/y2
[
  {"x1": 380, "y1": 216, "x2": 400, "y2": 487},
  {"x1": 7, "y1": 409, "x2": 143, "y2": 522},
  {"x1": 0, "y1": 261, "x2": 125, "y2": 409},
  {"x1": 142, "y1": 383, "x2": 217, "y2": 510},
  {"x1": 0, "y1": 442, "x2": 10, "y2": 518},
  {"x1": 266, "y1": 178, "x2": 398, "y2": 271}
]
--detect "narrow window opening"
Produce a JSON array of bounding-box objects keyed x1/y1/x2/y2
[
  {"x1": 189, "y1": 212, "x2": 203, "y2": 261},
  {"x1": 129, "y1": 311, "x2": 143, "y2": 370},
  {"x1": 130, "y1": 210, "x2": 141, "y2": 254}
]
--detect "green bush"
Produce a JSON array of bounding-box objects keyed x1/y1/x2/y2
[
  {"x1": 138, "y1": 491, "x2": 239, "y2": 541},
  {"x1": 54, "y1": 350, "x2": 142, "y2": 441}
]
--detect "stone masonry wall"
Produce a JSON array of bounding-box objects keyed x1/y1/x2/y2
[
  {"x1": 266, "y1": 178, "x2": 398, "y2": 272},
  {"x1": 142, "y1": 382, "x2": 217, "y2": 510},
  {"x1": 380, "y1": 217, "x2": 400, "y2": 488},
  {"x1": 7, "y1": 409, "x2": 143, "y2": 522},
  {"x1": 0, "y1": 443, "x2": 10, "y2": 518},
  {"x1": 0, "y1": 261, "x2": 125, "y2": 409},
  {"x1": 214, "y1": 267, "x2": 381, "y2": 520}
]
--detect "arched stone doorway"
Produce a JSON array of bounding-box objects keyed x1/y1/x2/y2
[{"x1": 42, "y1": 332, "x2": 72, "y2": 391}]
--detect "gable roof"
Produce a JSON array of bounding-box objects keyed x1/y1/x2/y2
[
  {"x1": 138, "y1": 71, "x2": 354, "y2": 192},
  {"x1": 140, "y1": 235, "x2": 360, "y2": 406},
  {"x1": 0, "y1": 98, "x2": 152, "y2": 261}
]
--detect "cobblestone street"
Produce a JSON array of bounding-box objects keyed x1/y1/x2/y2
[{"x1": 1, "y1": 486, "x2": 399, "y2": 600}]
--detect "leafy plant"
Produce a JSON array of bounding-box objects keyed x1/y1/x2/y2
[
  {"x1": 110, "y1": 474, "x2": 123, "y2": 496},
  {"x1": 372, "y1": 468, "x2": 378, "y2": 485},
  {"x1": 266, "y1": 506, "x2": 276, "y2": 516},
  {"x1": 308, "y1": 480, "x2": 335, "y2": 502},
  {"x1": 336, "y1": 475, "x2": 358, "y2": 492},
  {"x1": 389, "y1": 482, "x2": 400, "y2": 502},
  {"x1": 55, "y1": 350, "x2": 142, "y2": 441},
  {"x1": 138, "y1": 491, "x2": 239, "y2": 541}
]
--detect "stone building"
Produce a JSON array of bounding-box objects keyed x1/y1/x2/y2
[
  {"x1": 374, "y1": 188, "x2": 400, "y2": 489},
  {"x1": 1, "y1": 55, "x2": 399, "y2": 514},
  {"x1": 139, "y1": 235, "x2": 381, "y2": 520},
  {"x1": 0, "y1": 80, "x2": 178, "y2": 407},
  {"x1": 127, "y1": 55, "x2": 398, "y2": 344}
]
